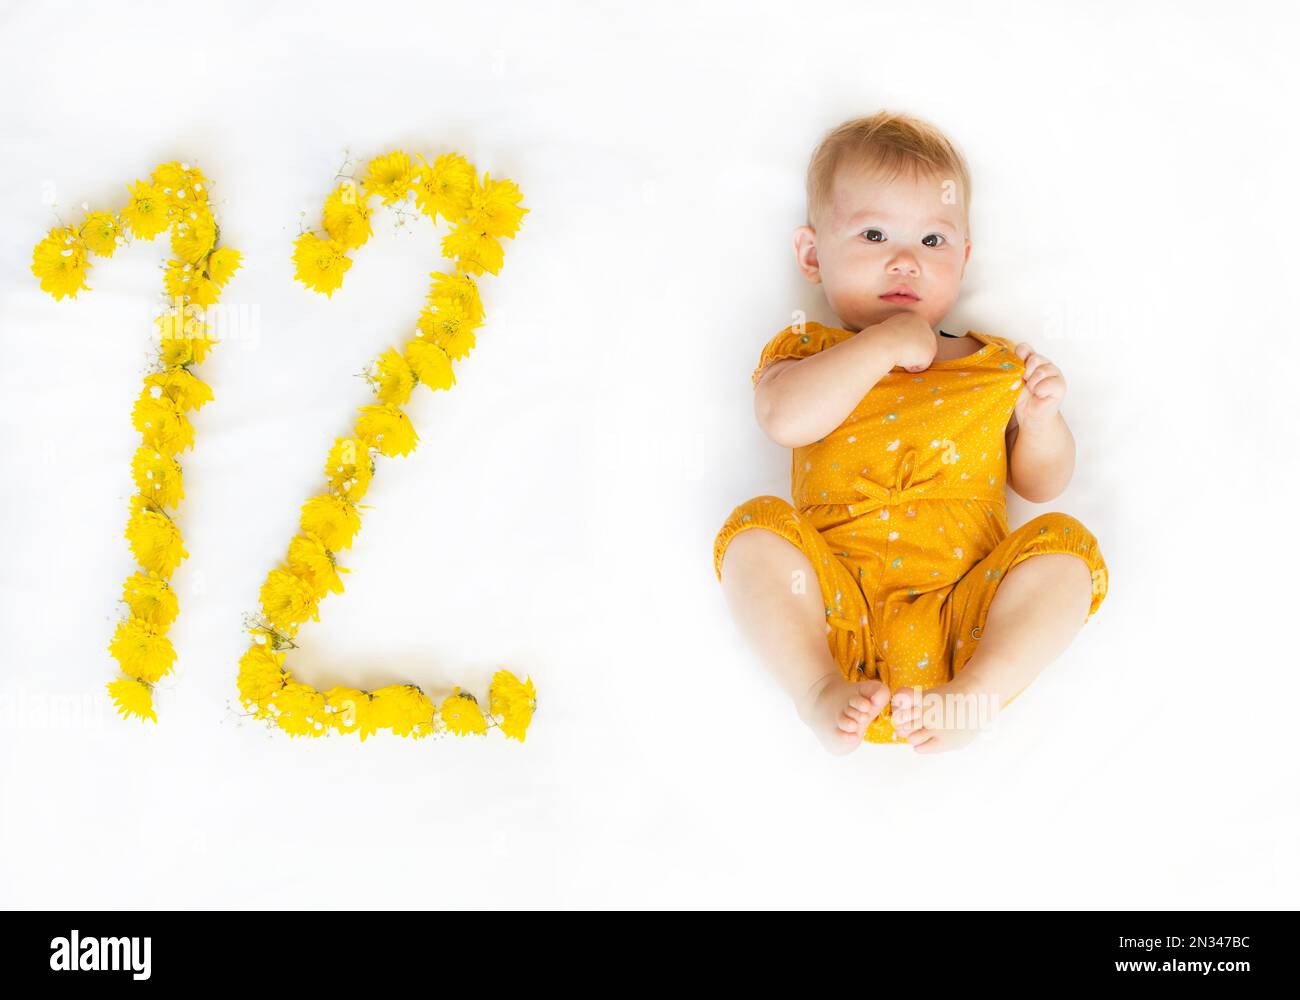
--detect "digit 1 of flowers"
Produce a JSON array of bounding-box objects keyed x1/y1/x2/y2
[{"x1": 32, "y1": 161, "x2": 242, "y2": 724}]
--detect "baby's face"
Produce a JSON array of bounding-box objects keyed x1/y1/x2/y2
[{"x1": 794, "y1": 164, "x2": 971, "y2": 333}]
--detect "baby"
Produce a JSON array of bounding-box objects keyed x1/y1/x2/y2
[{"x1": 713, "y1": 111, "x2": 1109, "y2": 755}]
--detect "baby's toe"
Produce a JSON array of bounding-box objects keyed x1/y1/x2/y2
[
  {"x1": 837, "y1": 712, "x2": 861, "y2": 734},
  {"x1": 891, "y1": 687, "x2": 919, "y2": 715},
  {"x1": 892, "y1": 705, "x2": 921, "y2": 734}
]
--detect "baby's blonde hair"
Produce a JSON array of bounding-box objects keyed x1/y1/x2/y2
[{"x1": 805, "y1": 111, "x2": 972, "y2": 236}]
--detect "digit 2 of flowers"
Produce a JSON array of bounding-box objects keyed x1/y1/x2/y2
[
  {"x1": 239, "y1": 149, "x2": 536, "y2": 741},
  {"x1": 31, "y1": 161, "x2": 243, "y2": 725}
]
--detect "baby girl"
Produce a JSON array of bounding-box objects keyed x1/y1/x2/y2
[{"x1": 713, "y1": 111, "x2": 1109, "y2": 755}]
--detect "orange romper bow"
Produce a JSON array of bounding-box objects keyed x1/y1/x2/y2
[{"x1": 845, "y1": 447, "x2": 997, "y2": 518}]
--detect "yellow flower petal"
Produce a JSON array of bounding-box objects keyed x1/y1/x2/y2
[
  {"x1": 355, "y1": 404, "x2": 418, "y2": 458},
  {"x1": 366, "y1": 348, "x2": 416, "y2": 407},
  {"x1": 125, "y1": 494, "x2": 187, "y2": 577},
  {"x1": 121, "y1": 179, "x2": 171, "y2": 239},
  {"x1": 31, "y1": 226, "x2": 91, "y2": 300},
  {"x1": 80, "y1": 211, "x2": 122, "y2": 256},
  {"x1": 300, "y1": 493, "x2": 362, "y2": 551},
  {"x1": 108, "y1": 617, "x2": 176, "y2": 683},
  {"x1": 403, "y1": 337, "x2": 456, "y2": 392},
  {"x1": 107, "y1": 677, "x2": 157, "y2": 723},
  {"x1": 439, "y1": 688, "x2": 488, "y2": 736},
  {"x1": 323, "y1": 183, "x2": 373, "y2": 250},
  {"x1": 292, "y1": 233, "x2": 352, "y2": 296},
  {"x1": 363, "y1": 150, "x2": 415, "y2": 206},
  {"x1": 489, "y1": 669, "x2": 537, "y2": 743},
  {"x1": 121, "y1": 571, "x2": 179, "y2": 629}
]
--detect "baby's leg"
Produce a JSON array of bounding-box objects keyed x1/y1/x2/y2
[
  {"x1": 958, "y1": 552, "x2": 1095, "y2": 704},
  {"x1": 893, "y1": 511, "x2": 1108, "y2": 754},
  {"x1": 719, "y1": 529, "x2": 889, "y2": 755},
  {"x1": 893, "y1": 552, "x2": 1094, "y2": 753}
]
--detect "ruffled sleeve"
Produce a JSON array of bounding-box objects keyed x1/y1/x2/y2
[{"x1": 751, "y1": 321, "x2": 851, "y2": 389}]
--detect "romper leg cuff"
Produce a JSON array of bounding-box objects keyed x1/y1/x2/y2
[
  {"x1": 713, "y1": 495, "x2": 874, "y2": 683},
  {"x1": 948, "y1": 511, "x2": 1110, "y2": 696},
  {"x1": 712, "y1": 495, "x2": 804, "y2": 582},
  {"x1": 1009, "y1": 512, "x2": 1110, "y2": 622}
]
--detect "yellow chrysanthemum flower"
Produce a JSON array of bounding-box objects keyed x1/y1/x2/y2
[
  {"x1": 80, "y1": 211, "x2": 122, "y2": 257},
  {"x1": 427, "y1": 270, "x2": 484, "y2": 326},
  {"x1": 323, "y1": 183, "x2": 373, "y2": 250},
  {"x1": 131, "y1": 444, "x2": 184, "y2": 509},
  {"x1": 121, "y1": 571, "x2": 179, "y2": 629},
  {"x1": 416, "y1": 307, "x2": 477, "y2": 361},
  {"x1": 31, "y1": 226, "x2": 91, "y2": 300},
  {"x1": 270, "y1": 681, "x2": 328, "y2": 738},
  {"x1": 158, "y1": 333, "x2": 216, "y2": 367},
  {"x1": 292, "y1": 232, "x2": 352, "y2": 296},
  {"x1": 125, "y1": 494, "x2": 188, "y2": 577},
  {"x1": 489, "y1": 669, "x2": 537, "y2": 742},
  {"x1": 371, "y1": 684, "x2": 437, "y2": 738},
  {"x1": 108, "y1": 616, "x2": 176, "y2": 683},
  {"x1": 465, "y1": 172, "x2": 528, "y2": 240},
  {"x1": 156, "y1": 307, "x2": 216, "y2": 366},
  {"x1": 121, "y1": 179, "x2": 171, "y2": 239},
  {"x1": 163, "y1": 258, "x2": 221, "y2": 307},
  {"x1": 363, "y1": 150, "x2": 416, "y2": 206},
  {"x1": 413, "y1": 152, "x2": 476, "y2": 222},
  {"x1": 131, "y1": 388, "x2": 195, "y2": 454},
  {"x1": 259, "y1": 567, "x2": 320, "y2": 632},
  {"x1": 143, "y1": 366, "x2": 213, "y2": 412},
  {"x1": 403, "y1": 336, "x2": 456, "y2": 391},
  {"x1": 162, "y1": 258, "x2": 196, "y2": 299},
  {"x1": 286, "y1": 532, "x2": 347, "y2": 600},
  {"x1": 366, "y1": 347, "x2": 416, "y2": 407},
  {"x1": 206, "y1": 246, "x2": 242, "y2": 287},
  {"x1": 152, "y1": 161, "x2": 209, "y2": 206},
  {"x1": 107, "y1": 677, "x2": 157, "y2": 723},
  {"x1": 323, "y1": 437, "x2": 373, "y2": 502},
  {"x1": 300, "y1": 493, "x2": 362, "y2": 551},
  {"x1": 238, "y1": 641, "x2": 286, "y2": 709},
  {"x1": 441, "y1": 223, "x2": 504, "y2": 276},
  {"x1": 324, "y1": 686, "x2": 376, "y2": 740},
  {"x1": 439, "y1": 688, "x2": 488, "y2": 736},
  {"x1": 354, "y1": 404, "x2": 418, "y2": 458},
  {"x1": 170, "y1": 206, "x2": 217, "y2": 263}
]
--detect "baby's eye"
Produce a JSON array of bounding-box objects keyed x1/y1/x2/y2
[
  {"x1": 861, "y1": 228, "x2": 886, "y2": 242},
  {"x1": 923, "y1": 233, "x2": 946, "y2": 248}
]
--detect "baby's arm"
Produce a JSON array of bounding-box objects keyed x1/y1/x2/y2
[
  {"x1": 1007, "y1": 412, "x2": 1075, "y2": 502},
  {"x1": 1005, "y1": 344, "x2": 1075, "y2": 502},
  {"x1": 754, "y1": 318, "x2": 908, "y2": 448}
]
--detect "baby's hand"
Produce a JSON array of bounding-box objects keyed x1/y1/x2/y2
[
  {"x1": 1013, "y1": 342, "x2": 1066, "y2": 428},
  {"x1": 875, "y1": 312, "x2": 937, "y2": 372}
]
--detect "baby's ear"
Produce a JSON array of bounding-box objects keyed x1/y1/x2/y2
[{"x1": 792, "y1": 226, "x2": 821, "y2": 283}]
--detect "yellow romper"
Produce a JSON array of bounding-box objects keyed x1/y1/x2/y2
[{"x1": 712, "y1": 321, "x2": 1110, "y2": 744}]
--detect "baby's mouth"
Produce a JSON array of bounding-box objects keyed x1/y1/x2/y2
[{"x1": 880, "y1": 291, "x2": 920, "y2": 303}]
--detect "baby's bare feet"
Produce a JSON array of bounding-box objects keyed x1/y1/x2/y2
[
  {"x1": 890, "y1": 677, "x2": 999, "y2": 754},
  {"x1": 799, "y1": 674, "x2": 891, "y2": 755}
]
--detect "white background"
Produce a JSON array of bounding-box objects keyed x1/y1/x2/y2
[{"x1": 2, "y1": 0, "x2": 1297, "y2": 909}]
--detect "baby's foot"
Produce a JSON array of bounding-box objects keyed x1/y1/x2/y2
[
  {"x1": 890, "y1": 677, "x2": 999, "y2": 754},
  {"x1": 800, "y1": 675, "x2": 891, "y2": 756}
]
